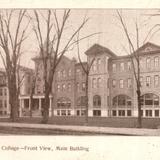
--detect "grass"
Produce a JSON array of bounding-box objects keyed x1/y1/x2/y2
[{"x1": 0, "y1": 116, "x2": 160, "y2": 129}]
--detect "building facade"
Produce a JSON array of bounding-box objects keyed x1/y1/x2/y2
[{"x1": 1, "y1": 42, "x2": 160, "y2": 119}]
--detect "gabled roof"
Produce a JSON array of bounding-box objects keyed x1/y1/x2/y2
[
  {"x1": 85, "y1": 44, "x2": 117, "y2": 57},
  {"x1": 135, "y1": 42, "x2": 160, "y2": 55}
]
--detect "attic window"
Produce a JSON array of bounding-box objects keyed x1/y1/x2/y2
[{"x1": 145, "y1": 47, "x2": 152, "y2": 52}]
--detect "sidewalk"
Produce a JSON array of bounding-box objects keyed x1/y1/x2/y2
[{"x1": 0, "y1": 122, "x2": 160, "y2": 136}]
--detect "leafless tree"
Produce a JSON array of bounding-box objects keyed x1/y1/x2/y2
[
  {"x1": 76, "y1": 35, "x2": 95, "y2": 124},
  {"x1": 0, "y1": 10, "x2": 30, "y2": 122},
  {"x1": 117, "y1": 10, "x2": 143, "y2": 127},
  {"x1": 116, "y1": 10, "x2": 158, "y2": 128},
  {"x1": 29, "y1": 70, "x2": 37, "y2": 117},
  {"x1": 31, "y1": 9, "x2": 89, "y2": 123}
]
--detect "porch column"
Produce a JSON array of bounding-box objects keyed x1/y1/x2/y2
[
  {"x1": 19, "y1": 99, "x2": 22, "y2": 117},
  {"x1": 39, "y1": 98, "x2": 42, "y2": 110},
  {"x1": 29, "y1": 98, "x2": 31, "y2": 110},
  {"x1": 49, "y1": 98, "x2": 52, "y2": 117}
]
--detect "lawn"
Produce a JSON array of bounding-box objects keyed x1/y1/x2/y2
[{"x1": 1, "y1": 116, "x2": 160, "y2": 129}]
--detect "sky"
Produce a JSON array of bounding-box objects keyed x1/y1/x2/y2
[{"x1": 1, "y1": 9, "x2": 160, "y2": 69}]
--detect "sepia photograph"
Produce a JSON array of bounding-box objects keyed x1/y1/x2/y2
[{"x1": 0, "y1": 9, "x2": 160, "y2": 135}]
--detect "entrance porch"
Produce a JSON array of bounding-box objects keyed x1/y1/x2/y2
[{"x1": 19, "y1": 95, "x2": 53, "y2": 117}]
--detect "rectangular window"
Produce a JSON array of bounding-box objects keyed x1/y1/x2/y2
[
  {"x1": 154, "y1": 57, "x2": 159, "y2": 68},
  {"x1": 119, "y1": 79, "x2": 124, "y2": 89},
  {"x1": 97, "y1": 58, "x2": 101, "y2": 71},
  {"x1": 154, "y1": 75, "x2": 159, "y2": 87},
  {"x1": 97, "y1": 78, "x2": 101, "y2": 88},
  {"x1": 68, "y1": 83, "x2": 71, "y2": 92},
  {"x1": 127, "y1": 78, "x2": 132, "y2": 88},
  {"x1": 155, "y1": 110, "x2": 159, "y2": 117},
  {"x1": 0, "y1": 100, "x2": 2, "y2": 108},
  {"x1": 112, "y1": 80, "x2": 116, "y2": 88},
  {"x1": 77, "y1": 83, "x2": 80, "y2": 92},
  {"x1": 57, "y1": 85, "x2": 60, "y2": 92},
  {"x1": 81, "y1": 110, "x2": 86, "y2": 116},
  {"x1": 4, "y1": 100, "x2": 7, "y2": 108},
  {"x1": 92, "y1": 60, "x2": 97, "y2": 72},
  {"x1": 77, "y1": 110, "x2": 80, "y2": 116},
  {"x1": 146, "y1": 76, "x2": 151, "y2": 87},
  {"x1": 127, "y1": 61, "x2": 131, "y2": 70},
  {"x1": 93, "y1": 110, "x2": 101, "y2": 116},
  {"x1": 62, "y1": 70, "x2": 66, "y2": 78},
  {"x1": 140, "y1": 77, "x2": 143, "y2": 87},
  {"x1": 76, "y1": 68, "x2": 81, "y2": 76},
  {"x1": 67, "y1": 110, "x2": 71, "y2": 116},
  {"x1": 112, "y1": 63, "x2": 116, "y2": 72},
  {"x1": 141, "y1": 110, "x2": 143, "y2": 117},
  {"x1": 118, "y1": 110, "x2": 125, "y2": 116},
  {"x1": 112, "y1": 110, "x2": 117, "y2": 116},
  {"x1": 62, "y1": 84, "x2": 66, "y2": 91},
  {"x1": 68, "y1": 69, "x2": 72, "y2": 76},
  {"x1": 146, "y1": 58, "x2": 151, "y2": 69},
  {"x1": 57, "y1": 110, "x2": 60, "y2": 116},
  {"x1": 92, "y1": 78, "x2": 96, "y2": 89},
  {"x1": 120, "y1": 62, "x2": 125, "y2": 71},
  {"x1": 61, "y1": 110, "x2": 66, "y2": 116},
  {"x1": 127, "y1": 110, "x2": 131, "y2": 116},
  {"x1": 145, "y1": 110, "x2": 152, "y2": 117},
  {"x1": 82, "y1": 82, "x2": 86, "y2": 91},
  {"x1": 140, "y1": 59, "x2": 143, "y2": 68},
  {"x1": 0, "y1": 89, "x2": 2, "y2": 96}
]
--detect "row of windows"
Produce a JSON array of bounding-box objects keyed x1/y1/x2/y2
[
  {"x1": 55, "y1": 109, "x2": 160, "y2": 117},
  {"x1": 57, "y1": 83, "x2": 72, "y2": 92},
  {"x1": 140, "y1": 75, "x2": 160, "y2": 87},
  {"x1": 92, "y1": 78, "x2": 102, "y2": 89},
  {"x1": 56, "y1": 109, "x2": 71, "y2": 116},
  {"x1": 112, "y1": 56, "x2": 160, "y2": 72},
  {"x1": 0, "y1": 100, "x2": 7, "y2": 108},
  {"x1": 112, "y1": 61, "x2": 131, "y2": 72},
  {"x1": 57, "y1": 69, "x2": 72, "y2": 78},
  {"x1": 112, "y1": 79, "x2": 132, "y2": 89},
  {"x1": 112, "y1": 75, "x2": 160, "y2": 89},
  {"x1": 0, "y1": 88, "x2": 7, "y2": 96},
  {"x1": 112, "y1": 110, "x2": 132, "y2": 117},
  {"x1": 140, "y1": 109, "x2": 160, "y2": 117},
  {"x1": 57, "y1": 82, "x2": 86, "y2": 92}
]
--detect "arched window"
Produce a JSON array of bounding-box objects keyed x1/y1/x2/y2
[
  {"x1": 93, "y1": 95, "x2": 101, "y2": 107},
  {"x1": 77, "y1": 96, "x2": 87, "y2": 106},
  {"x1": 57, "y1": 97, "x2": 71, "y2": 108},
  {"x1": 112, "y1": 95, "x2": 132, "y2": 107},
  {"x1": 140, "y1": 93, "x2": 159, "y2": 107}
]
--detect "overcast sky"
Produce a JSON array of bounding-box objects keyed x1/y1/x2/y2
[{"x1": 1, "y1": 9, "x2": 160, "y2": 69}]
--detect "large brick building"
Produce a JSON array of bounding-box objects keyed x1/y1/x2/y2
[{"x1": 2, "y1": 41, "x2": 160, "y2": 119}]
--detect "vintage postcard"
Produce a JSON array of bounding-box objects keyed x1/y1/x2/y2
[{"x1": 0, "y1": 0, "x2": 160, "y2": 160}]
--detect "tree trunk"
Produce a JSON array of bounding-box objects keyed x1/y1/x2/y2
[
  {"x1": 137, "y1": 88, "x2": 142, "y2": 128},
  {"x1": 41, "y1": 87, "x2": 50, "y2": 124},
  {"x1": 85, "y1": 75, "x2": 89, "y2": 124},
  {"x1": 9, "y1": 76, "x2": 19, "y2": 122}
]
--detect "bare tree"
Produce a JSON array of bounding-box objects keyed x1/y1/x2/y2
[
  {"x1": 0, "y1": 10, "x2": 30, "y2": 122},
  {"x1": 29, "y1": 70, "x2": 37, "y2": 117},
  {"x1": 31, "y1": 9, "x2": 89, "y2": 123},
  {"x1": 116, "y1": 10, "x2": 143, "y2": 128},
  {"x1": 116, "y1": 10, "x2": 160, "y2": 128},
  {"x1": 76, "y1": 36, "x2": 95, "y2": 124}
]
